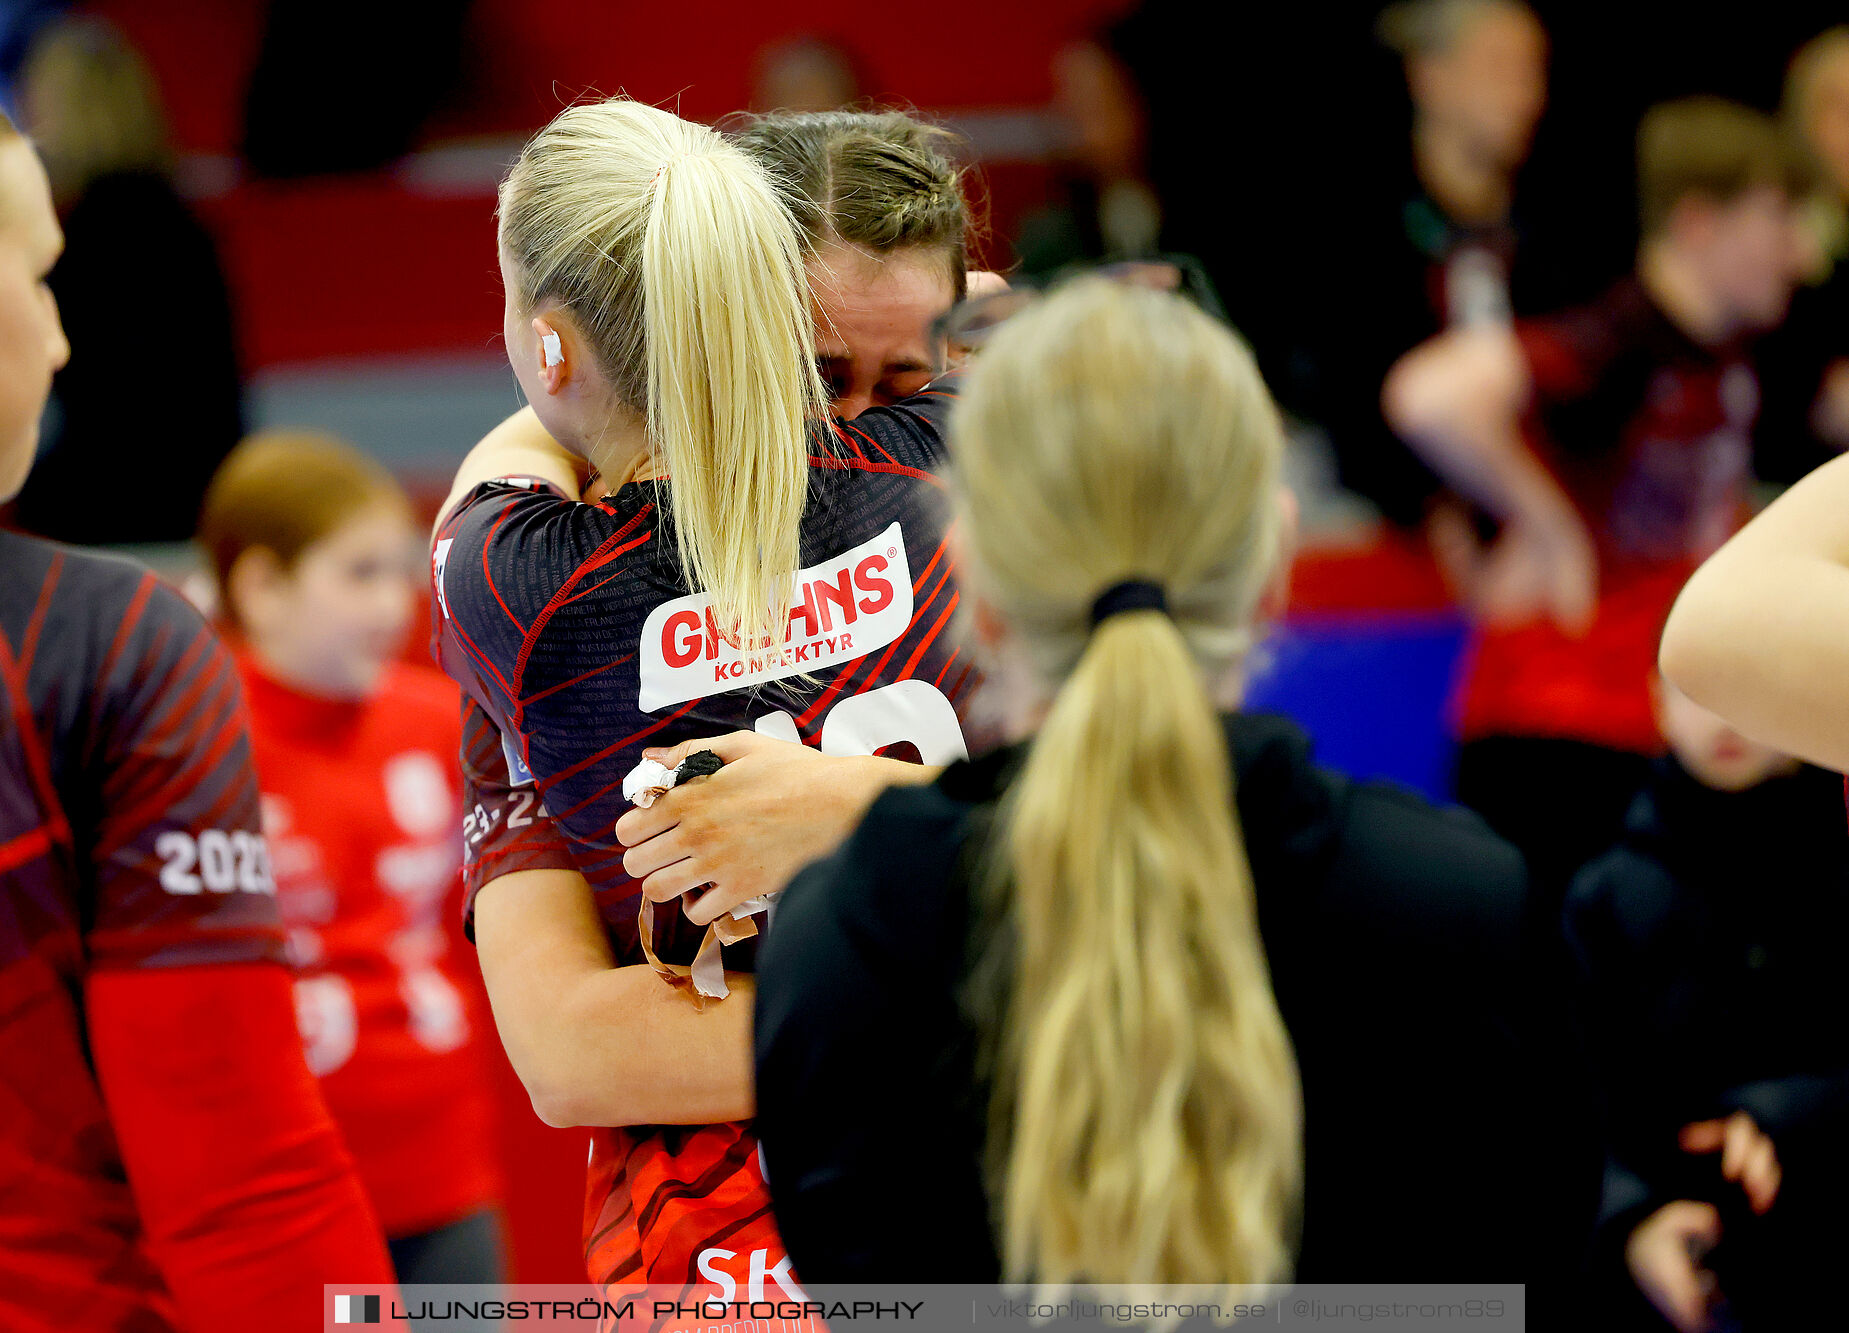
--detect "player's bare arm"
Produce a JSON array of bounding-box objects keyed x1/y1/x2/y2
[
  {"x1": 616, "y1": 731, "x2": 939, "y2": 926},
  {"x1": 473, "y1": 866, "x2": 755, "y2": 1128},
  {"x1": 1383, "y1": 325, "x2": 1599, "y2": 633},
  {"x1": 1661, "y1": 449, "x2": 1849, "y2": 772}
]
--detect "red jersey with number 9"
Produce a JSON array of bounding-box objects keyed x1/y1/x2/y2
[{"x1": 431, "y1": 385, "x2": 978, "y2": 1295}]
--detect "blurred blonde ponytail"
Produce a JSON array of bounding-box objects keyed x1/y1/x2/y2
[
  {"x1": 499, "y1": 98, "x2": 825, "y2": 648},
  {"x1": 954, "y1": 279, "x2": 1302, "y2": 1289}
]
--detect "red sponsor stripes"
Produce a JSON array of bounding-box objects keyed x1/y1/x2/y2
[
  {"x1": 806, "y1": 452, "x2": 939, "y2": 484},
  {"x1": 0, "y1": 613, "x2": 71, "y2": 849},
  {"x1": 0, "y1": 826, "x2": 52, "y2": 876},
  {"x1": 84, "y1": 575, "x2": 157, "y2": 755},
  {"x1": 481, "y1": 501, "x2": 533, "y2": 636},
  {"x1": 546, "y1": 698, "x2": 704, "y2": 822},
  {"x1": 510, "y1": 511, "x2": 655, "y2": 727},
  {"x1": 899, "y1": 591, "x2": 960, "y2": 681},
  {"x1": 932, "y1": 645, "x2": 962, "y2": 690},
  {"x1": 18, "y1": 550, "x2": 62, "y2": 672},
  {"x1": 846, "y1": 555, "x2": 957, "y2": 704}
]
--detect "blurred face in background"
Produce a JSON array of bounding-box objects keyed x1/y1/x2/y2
[
  {"x1": 1801, "y1": 43, "x2": 1849, "y2": 200},
  {"x1": 809, "y1": 239, "x2": 956, "y2": 419},
  {"x1": 1655, "y1": 677, "x2": 1798, "y2": 792},
  {"x1": 1681, "y1": 185, "x2": 1807, "y2": 332},
  {"x1": 1051, "y1": 40, "x2": 1146, "y2": 182},
  {"x1": 234, "y1": 504, "x2": 419, "y2": 700},
  {"x1": 1411, "y1": 4, "x2": 1548, "y2": 171},
  {"x1": 0, "y1": 137, "x2": 69, "y2": 503}
]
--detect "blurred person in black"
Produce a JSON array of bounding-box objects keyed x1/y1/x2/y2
[
  {"x1": 243, "y1": 0, "x2": 468, "y2": 177},
  {"x1": 754, "y1": 279, "x2": 1597, "y2": 1297},
  {"x1": 1318, "y1": 0, "x2": 1550, "y2": 528},
  {"x1": 1385, "y1": 99, "x2": 1812, "y2": 899},
  {"x1": 6, "y1": 17, "x2": 242, "y2": 544},
  {"x1": 1012, "y1": 40, "x2": 1161, "y2": 277},
  {"x1": 1754, "y1": 27, "x2": 1849, "y2": 485},
  {"x1": 1098, "y1": 4, "x2": 1399, "y2": 409},
  {"x1": 1566, "y1": 678, "x2": 1849, "y2": 1331}
]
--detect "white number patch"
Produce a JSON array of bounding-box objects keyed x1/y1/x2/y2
[
  {"x1": 754, "y1": 680, "x2": 969, "y2": 766},
  {"x1": 156, "y1": 829, "x2": 276, "y2": 896}
]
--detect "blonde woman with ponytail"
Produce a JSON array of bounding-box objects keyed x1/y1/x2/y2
[
  {"x1": 755, "y1": 278, "x2": 1595, "y2": 1290},
  {"x1": 433, "y1": 98, "x2": 981, "y2": 1296}
]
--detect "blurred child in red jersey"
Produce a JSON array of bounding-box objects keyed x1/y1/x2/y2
[
  {"x1": 199, "y1": 431, "x2": 508, "y2": 1286},
  {"x1": 1385, "y1": 98, "x2": 1814, "y2": 895}
]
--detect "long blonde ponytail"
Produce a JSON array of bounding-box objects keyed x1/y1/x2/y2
[
  {"x1": 499, "y1": 98, "x2": 825, "y2": 648},
  {"x1": 954, "y1": 279, "x2": 1302, "y2": 1289}
]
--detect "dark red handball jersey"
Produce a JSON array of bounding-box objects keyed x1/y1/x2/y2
[
  {"x1": 1461, "y1": 277, "x2": 1760, "y2": 753},
  {"x1": 433, "y1": 387, "x2": 978, "y2": 1294},
  {"x1": 0, "y1": 531, "x2": 395, "y2": 1332}
]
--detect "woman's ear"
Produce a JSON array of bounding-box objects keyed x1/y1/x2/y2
[
  {"x1": 226, "y1": 546, "x2": 287, "y2": 637},
  {"x1": 531, "y1": 315, "x2": 571, "y2": 396}
]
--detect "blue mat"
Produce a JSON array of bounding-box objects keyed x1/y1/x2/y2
[{"x1": 1245, "y1": 613, "x2": 1469, "y2": 802}]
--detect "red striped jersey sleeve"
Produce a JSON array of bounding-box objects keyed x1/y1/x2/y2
[{"x1": 82, "y1": 574, "x2": 283, "y2": 971}]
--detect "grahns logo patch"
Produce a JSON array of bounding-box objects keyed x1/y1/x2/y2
[
  {"x1": 334, "y1": 1293, "x2": 381, "y2": 1323},
  {"x1": 639, "y1": 523, "x2": 912, "y2": 710}
]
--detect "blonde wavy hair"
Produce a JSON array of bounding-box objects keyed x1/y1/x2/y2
[
  {"x1": 498, "y1": 98, "x2": 827, "y2": 649},
  {"x1": 953, "y1": 279, "x2": 1303, "y2": 1290}
]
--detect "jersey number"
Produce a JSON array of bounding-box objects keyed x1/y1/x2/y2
[
  {"x1": 755, "y1": 679, "x2": 968, "y2": 764},
  {"x1": 155, "y1": 830, "x2": 276, "y2": 896}
]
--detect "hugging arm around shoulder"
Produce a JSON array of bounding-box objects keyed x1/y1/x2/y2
[{"x1": 471, "y1": 866, "x2": 756, "y2": 1128}]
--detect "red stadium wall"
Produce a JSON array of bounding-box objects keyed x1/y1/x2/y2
[{"x1": 92, "y1": 0, "x2": 1132, "y2": 371}]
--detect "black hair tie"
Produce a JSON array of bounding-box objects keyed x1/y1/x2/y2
[{"x1": 1089, "y1": 579, "x2": 1168, "y2": 629}]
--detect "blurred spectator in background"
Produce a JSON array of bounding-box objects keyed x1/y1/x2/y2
[
  {"x1": 1755, "y1": 27, "x2": 1849, "y2": 485},
  {"x1": 5, "y1": 16, "x2": 241, "y2": 545},
  {"x1": 1313, "y1": 0, "x2": 1549, "y2": 529},
  {"x1": 1385, "y1": 98, "x2": 1811, "y2": 897},
  {"x1": 199, "y1": 433, "x2": 508, "y2": 1293},
  {"x1": 750, "y1": 35, "x2": 861, "y2": 114},
  {"x1": 1567, "y1": 678, "x2": 1849, "y2": 1331},
  {"x1": 244, "y1": 0, "x2": 469, "y2": 177},
  {"x1": 1013, "y1": 40, "x2": 1159, "y2": 276}
]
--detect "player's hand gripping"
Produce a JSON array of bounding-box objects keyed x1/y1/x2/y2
[{"x1": 617, "y1": 731, "x2": 933, "y2": 926}]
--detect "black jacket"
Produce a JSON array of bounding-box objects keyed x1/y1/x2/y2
[
  {"x1": 1566, "y1": 757, "x2": 1849, "y2": 1295},
  {"x1": 755, "y1": 712, "x2": 1597, "y2": 1286}
]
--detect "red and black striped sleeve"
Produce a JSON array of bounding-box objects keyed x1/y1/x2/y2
[
  {"x1": 827, "y1": 373, "x2": 959, "y2": 473},
  {"x1": 78, "y1": 572, "x2": 284, "y2": 971},
  {"x1": 458, "y1": 693, "x2": 577, "y2": 941}
]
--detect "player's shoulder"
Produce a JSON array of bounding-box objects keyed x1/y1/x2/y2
[
  {"x1": 821, "y1": 375, "x2": 959, "y2": 475},
  {"x1": 0, "y1": 531, "x2": 210, "y2": 659},
  {"x1": 2, "y1": 528, "x2": 162, "y2": 609},
  {"x1": 434, "y1": 477, "x2": 657, "y2": 634},
  {"x1": 438, "y1": 476, "x2": 644, "y2": 558}
]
